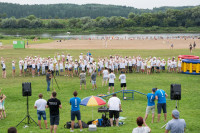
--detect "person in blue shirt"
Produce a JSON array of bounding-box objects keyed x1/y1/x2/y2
[
  {"x1": 144, "y1": 88, "x2": 156, "y2": 123},
  {"x1": 70, "y1": 91, "x2": 82, "y2": 132},
  {"x1": 155, "y1": 88, "x2": 168, "y2": 122}
]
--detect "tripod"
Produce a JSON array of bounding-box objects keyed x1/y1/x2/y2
[
  {"x1": 51, "y1": 71, "x2": 60, "y2": 90},
  {"x1": 16, "y1": 96, "x2": 38, "y2": 127}
]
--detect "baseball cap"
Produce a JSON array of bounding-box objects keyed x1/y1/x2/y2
[
  {"x1": 152, "y1": 88, "x2": 157, "y2": 92},
  {"x1": 172, "y1": 110, "x2": 179, "y2": 118}
]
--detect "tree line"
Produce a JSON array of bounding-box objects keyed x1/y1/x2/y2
[
  {"x1": 0, "y1": 7, "x2": 200, "y2": 29},
  {"x1": 0, "y1": 2, "x2": 196, "y2": 19}
]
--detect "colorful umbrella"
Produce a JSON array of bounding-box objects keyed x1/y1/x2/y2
[
  {"x1": 80, "y1": 96, "x2": 106, "y2": 120},
  {"x1": 80, "y1": 96, "x2": 106, "y2": 106}
]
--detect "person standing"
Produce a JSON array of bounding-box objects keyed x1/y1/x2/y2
[
  {"x1": 144, "y1": 88, "x2": 156, "y2": 123},
  {"x1": 108, "y1": 94, "x2": 121, "y2": 127},
  {"x1": 155, "y1": 88, "x2": 168, "y2": 122},
  {"x1": 46, "y1": 91, "x2": 62, "y2": 133},
  {"x1": 46, "y1": 70, "x2": 52, "y2": 92},
  {"x1": 165, "y1": 110, "x2": 186, "y2": 133},
  {"x1": 102, "y1": 68, "x2": 109, "y2": 86},
  {"x1": 70, "y1": 91, "x2": 83, "y2": 132},
  {"x1": 90, "y1": 70, "x2": 97, "y2": 90},
  {"x1": 79, "y1": 70, "x2": 86, "y2": 90},
  {"x1": 108, "y1": 70, "x2": 116, "y2": 93},
  {"x1": 189, "y1": 43, "x2": 192, "y2": 53},
  {"x1": 34, "y1": 93, "x2": 48, "y2": 129},
  {"x1": 119, "y1": 71, "x2": 127, "y2": 90}
]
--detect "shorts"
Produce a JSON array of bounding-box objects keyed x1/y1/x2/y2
[
  {"x1": 91, "y1": 80, "x2": 96, "y2": 85},
  {"x1": 98, "y1": 68, "x2": 101, "y2": 72},
  {"x1": 103, "y1": 77, "x2": 108, "y2": 81},
  {"x1": 162, "y1": 66, "x2": 165, "y2": 70},
  {"x1": 156, "y1": 66, "x2": 160, "y2": 70},
  {"x1": 109, "y1": 83, "x2": 114, "y2": 87},
  {"x1": 65, "y1": 68, "x2": 68, "y2": 70},
  {"x1": 80, "y1": 80, "x2": 86, "y2": 85},
  {"x1": 74, "y1": 68, "x2": 78, "y2": 71},
  {"x1": 157, "y1": 103, "x2": 167, "y2": 114},
  {"x1": 37, "y1": 110, "x2": 47, "y2": 120},
  {"x1": 71, "y1": 110, "x2": 81, "y2": 121},
  {"x1": 146, "y1": 106, "x2": 155, "y2": 114},
  {"x1": 45, "y1": 66, "x2": 48, "y2": 70},
  {"x1": 147, "y1": 66, "x2": 151, "y2": 69},
  {"x1": 24, "y1": 69, "x2": 27, "y2": 72},
  {"x1": 60, "y1": 69, "x2": 63, "y2": 72},
  {"x1": 12, "y1": 67, "x2": 15, "y2": 70},
  {"x1": 69, "y1": 69, "x2": 72, "y2": 71},
  {"x1": 121, "y1": 83, "x2": 126, "y2": 87},
  {"x1": 0, "y1": 106, "x2": 5, "y2": 110},
  {"x1": 50, "y1": 115, "x2": 59, "y2": 125},
  {"x1": 109, "y1": 110, "x2": 119, "y2": 119},
  {"x1": 32, "y1": 68, "x2": 35, "y2": 70},
  {"x1": 2, "y1": 68, "x2": 5, "y2": 71},
  {"x1": 37, "y1": 69, "x2": 40, "y2": 73}
]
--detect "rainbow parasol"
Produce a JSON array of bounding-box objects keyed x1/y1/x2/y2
[{"x1": 80, "y1": 96, "x2": 106, "y2": 120}]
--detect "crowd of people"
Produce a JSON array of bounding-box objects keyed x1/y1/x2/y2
[{"x1": 1, "y1": 51, "x2": 183, "y2": 80}]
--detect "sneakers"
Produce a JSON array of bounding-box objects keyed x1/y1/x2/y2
[
  {"x1": 70, "y1": 130, "x2": 74, "y2": 132},
  {"x1": 80, "y1": 129, "x2": 83, "y2": 132}
]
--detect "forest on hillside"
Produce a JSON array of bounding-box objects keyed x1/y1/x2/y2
[{"x1": 0, "y1": 3, "x2": 197, "y2": 19}]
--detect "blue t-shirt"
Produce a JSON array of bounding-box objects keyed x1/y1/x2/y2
[
  {"x1": 147, "y1": 93, "x2": 155, "y2": 106},
  {"x1": 155, "y1": 89, "x2": 166, "y2": 103},
  {"x1": 70, "y1": 97, "x2": 81, "y2": 111}
]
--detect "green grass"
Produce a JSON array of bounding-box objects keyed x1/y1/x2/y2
[
  {"x1": 0, "y1": 49, "x2": 200, "y2": 133},
  {"x1": 0, "y1": 39, "x2": 54, "y2": 46}
]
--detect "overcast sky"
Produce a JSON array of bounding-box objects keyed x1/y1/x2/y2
[{"x1": 0, "y1": 0, "x2": 199, "y2": 9}]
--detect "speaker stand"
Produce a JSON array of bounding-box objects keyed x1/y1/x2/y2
[
  {"x1": 16, "y1": 96, "x2": 38, "y2": 127},
  {"x1": 175, "y1": 100, "x2": 179, "y2": 109}
]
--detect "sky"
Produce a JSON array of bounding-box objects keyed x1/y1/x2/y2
[{"x1": 0, "y1": 0, "x2": 199, "y2": 9}]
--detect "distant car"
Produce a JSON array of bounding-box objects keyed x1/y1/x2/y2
[{"x1": 67, "y1": 32, "x2": 71, "y2": 34}]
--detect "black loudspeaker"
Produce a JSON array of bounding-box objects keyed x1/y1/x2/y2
[
  {"x1": 170, "y1": 84, "x2": 181, "y2": 100},
  {"x1": 22, "y1": 82, "x2": 32, "y2": 96}
]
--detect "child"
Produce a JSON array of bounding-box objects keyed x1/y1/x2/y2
[
  {"x1": 2, "y1": 61, "x2": 6, "y2": 78},
  {"x1": 141, "y1": 60, "x2": 145, "y2": 73},
  {"x1": 102, "y1": 68, "x2": 109, "y2": 86},
  {"x1": 32, "y1": 60, "x2": 36, "y2": 77},
  {"x1": 68, "y1": 61, "x2": 73, "y2": 77},
  {"x1": 147, "y1": 59, "x2": 151, "y2": 75},
  {"x1": 108, "y1": 70, "x2": 116, "y2": 94},
  {"x1": 119, "y1": 71, "x2": 127, "y2": 90},
  {"x1": 37, "y1": 61, "x2": 41, "y2": 76},
  {"x1": 12, "y1": 61, "x2": 15, "y2": 78},
  {"x1": 65, "y1": 62, "x2": 68, "y2": 76},
  {"x1": 178, "y1": 59, "x2": 182, "y2": 73},
  {"x1": 19, "y1": 61, "x2": 23, "y2": 76},
  {"x1": 74, "y1": 61, "x2": 78, "y2": 76},
  {"x1": 42, "y1": 61, "x2": 46, "y2": 75},
  {"x1": 24, "y1": 60, "x2": 28, "y2": 77},
  {"x1": 55, "y1": 62, "x2": 59, "y2": 76},
  {"x1": 59, "y1": 61, "x2": 64, "y2": 76}
]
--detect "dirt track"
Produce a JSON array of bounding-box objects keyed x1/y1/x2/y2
[{"x1": 2, "y1": 39, "x2": 199, "y2": 50}]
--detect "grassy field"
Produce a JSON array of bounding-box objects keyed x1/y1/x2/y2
[
  {"x1": 0, "y1": 39, "x2": 54, "y2": 46},
  {"x1": 0, "y1": 49, "x2": 200, "y2": 133}
]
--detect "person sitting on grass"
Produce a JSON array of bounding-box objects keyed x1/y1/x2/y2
[
  {"x1": 132, "y1": 117, "x2": 151, "y2": 133},
  {"x1": 34, "y1": 93, "x2": 48, "y2": 129},
  {"x1": 165, "y1": 110, "x2": 186, "y2": 133}
]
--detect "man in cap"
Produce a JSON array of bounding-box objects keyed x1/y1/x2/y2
[
  {"x1": 165, "y1": 110, "x2": 186, "y2": 133},
  {"x1": 144, "y1": 88, "x2": 156, "y2": 123}
]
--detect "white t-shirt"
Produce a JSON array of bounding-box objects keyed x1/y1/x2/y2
[
  {"x1": 119, "y1": 74, "x2": 126, "y2": 83},
  {"x1": 34, "y1": 99, "x2": 47, "y2": 111},
  {"x1": 108, "y1": 97, "x2": 121, "y2": 111},
  {"x1": 108, "y1": 73, "x2": 116, "y2": 83},
  {"x1": 132, "y1": 126, "x2": 151, "y2": 133},
  {"x1": 103, "y1": 70, "x2": 109, "y2": 78}
]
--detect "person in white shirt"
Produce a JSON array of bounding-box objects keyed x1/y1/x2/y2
[
  {"x1": 12, "y1": 61, "x2": 15, "y2": 78},
  {"x1": 132, "y1": 117, "x2": 151, "y2": 133},
  {"x1": 55, "y1": 63, "x2": 59, "y2": 76},
  {"x1": 102, "y1": 68, "x2": 109, "y2": 86},
  {"x1": 42, "y1": 61, "x2": 46, "y2": 75},
  {"x1": 108, "y1": 94, "x2": 121, "y2": 127},
  {"x1": 34, "y1": 93, "x2": 48, "y2": 129},
  {"x1": 119, "y1": 71, "x2": 127, "y2": 90},
  {"x1": 74, "y1": 61, "x2": 79, "y2": 76},
  {"x1": 178, "y1": 58, "x2": 182, "y2": 73},
  {"x1": 108, "y1": 70, "x2": 116, "y2": 93}
]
